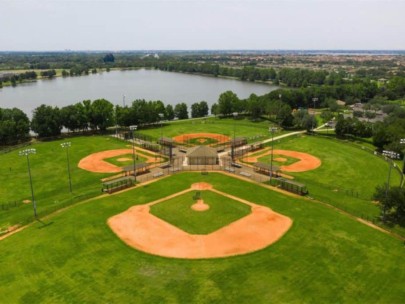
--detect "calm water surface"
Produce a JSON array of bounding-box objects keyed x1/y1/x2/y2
[{"x1": 0, "y1": 69, "x2": 277, "y2": 117}]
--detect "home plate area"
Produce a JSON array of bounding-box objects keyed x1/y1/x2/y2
[{"x1": 108, "y1": 182, "x2": 292, "y2": 259}]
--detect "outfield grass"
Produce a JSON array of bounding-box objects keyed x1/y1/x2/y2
[
  {"x1": 138, "y1": 117, "x2": 283, "y2": 143},
  {"x1": 0, "y1": 136, "x2": 130, "y2": 229},
  {"x1": 150, "y1": 190, "x2": 251, "y2": 234},
  {"x1": 0, "y1": 173, "x2": 403, "y2": 303},
  {"x1": 268, "y1": 134, "x2": 403, "y2": 233}
]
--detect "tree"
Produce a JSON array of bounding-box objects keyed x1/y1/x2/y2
[
  {"x1": 165, "y1": 104, "x2": 175, "y2": 120},
  {"x1": 0, "y1": 107, "x2": 30, "y2": 145},
  {"x1": 218, "y1": 91, "x2": 239, "y2": 116},
  {"x1": 89, "y1": 99, "x2": 114, "y2": 131},
  {"x1": 103, "y1": 53, "x2": 115, "y2": 63},
  {"x1": 374, "y1": 185, "x2": 405, "y2": 223},
  {"x1": 191, "y1": 101, "x2": 209, "y2": 118},
  {"x1": 320, "y1": 109, "x2": 334, "y2": 123},
  {"x1": 247, "y1": 94, "x2": 262, "y2": 120},
  {"x1": 174, "y1": 103, "x2": 188, "y2": 120},
  {"x1": 191, "y1": 103, "x2": 200, "y2": 118},
  {"x1": 211, "y1": 103, "x2": 219, "y2": 116},
  {"x1": 198, "y1": 101, "x2": 209, "y2": 117},
  {"x1": 276, "y1": 104, "x2": 294, "y2": 127},
  {"x1": 31, "y1": 104, "x2": 62, "y2": 137}
]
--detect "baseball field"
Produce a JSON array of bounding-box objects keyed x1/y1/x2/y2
[{"x1": 0, "y1": 117, "x2": 404, "y2": 303}]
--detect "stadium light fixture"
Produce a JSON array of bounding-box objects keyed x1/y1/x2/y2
[
  {"x1": 269, "y1": 127, "x2": 278, "y2": 184},
  {"x1": 60, "y1": 142, "x2": 72, "y2": 193},
  {"x1": 19, "y1": 148, "x2": 38, "y2": 219},
  {"x1": 130, "y1": 125, "x2": 138, "y2": 182}
]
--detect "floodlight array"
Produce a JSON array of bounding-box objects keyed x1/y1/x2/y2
[
  {"x1": 19, "y1": 148, "x2": 36, "y2": 156},
  {"x1": 382, "y1": 150, "x2": 400, "y2": 159}
]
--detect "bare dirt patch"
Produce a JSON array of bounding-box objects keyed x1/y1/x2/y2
[
  {"x1": 274, "y1": 157, "x2": 287, "y2": 162},
  {"x1": 191, "y1": 199, "x2": 210, "y2": 211},
  {"x1": 108, "y1": 183, "x2": 292, "y2": 259},
  {"x1": 22, "y1": 200, "x2": 31, "y2": 204}
]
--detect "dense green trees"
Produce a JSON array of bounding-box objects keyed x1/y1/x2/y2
[
  {"x1": 191, "y1": 101, "x2": 209, "y2": 118},
  {"x1": 374, "y1": 185, "x2": 405, "y2": 224},
  {"x1": 217, "y1": 91, "x2": 240, "y2": 116},
  {"x1": 174, "y1": 103, "x2": 189, "y2": 120},
  {"x1": 89, "y1": 99, "x2": 114, "y2": 131},
  {"x1": 0, "y1": 108, "x2": 30, "y2": 145},
  {"x1": 31, "y1": 105, "x2": 62, "y2": 137},
  {"x1": 334, "y1": 116, "x2": 373, "y2": 138}
]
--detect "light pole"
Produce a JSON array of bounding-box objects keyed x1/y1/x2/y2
[
  {"x1": 159, "y1": 113, "x2": 164, "y2": 141},
  {"x1": 400, "y1": 138, "x2": 405, "y2": 187},
  {"x1": 61, "y1": 142, "x2": 72, "y2": 193},
  {"x1": 231, "y1": 112, "x2": 238, "y2": 161},
  {"x1": 19, "y1": 148, "x2": 38, "y2": 219},
  {"x1": 269, "y1": 127, "x2": 277, "y2": 184},
  {"x1": 130, "y1": 125, "x2": 138, "y2": 182},
  {"x1": 312, "y1": 97, "x2": 318, "y2": 132},
  {"x1": 382, "y1": 150, "x2": 400, "y2": 220}
]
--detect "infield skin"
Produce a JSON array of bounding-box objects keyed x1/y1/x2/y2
[{"x1": 108, "y1": 183, "x2": 292, "y2": 259}]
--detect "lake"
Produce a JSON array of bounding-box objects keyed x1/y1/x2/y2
[{"x1": 0, "y1": 69, "x2": 277, "y2": 117}]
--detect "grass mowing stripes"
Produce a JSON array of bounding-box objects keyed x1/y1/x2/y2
[{"x1": 0, "y1": 173, "x2": 404, "y2": 303}]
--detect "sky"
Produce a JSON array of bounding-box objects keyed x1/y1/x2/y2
[{"x1": 0, "y1": 0, "x2": 404, "y2": 51}]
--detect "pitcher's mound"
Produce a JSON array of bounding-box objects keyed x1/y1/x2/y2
[
  {"x1": 191, "y1": 199, "x2": 210, "y2": 211},
  {"x1": 108, "y1": 183, "x2": 292, "y2": 259}
]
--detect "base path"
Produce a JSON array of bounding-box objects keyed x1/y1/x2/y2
[{"x1": 108, "y1": 183, "x2": 292, "y2": 259}]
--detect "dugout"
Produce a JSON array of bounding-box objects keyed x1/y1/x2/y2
[
  {"x1": 275, "y1": 178, "x2": 308, "y2": 195},
  {"x1": 102, "y1": 176, "x2": 135, "y2": 194},
  {"x1": 122, "y1": 163, "x2": 149, "y2": 176},
  {"x1": 253, "y1": 162, "x2": 280, "y2": 177}
]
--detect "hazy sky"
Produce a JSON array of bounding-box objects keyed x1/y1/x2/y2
[{"x1": 1, "y1": 0, "x2": 404, "y2": 51}]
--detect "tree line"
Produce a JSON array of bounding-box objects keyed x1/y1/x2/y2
[{"x1": 0, "y1": 98, "x2": 212, "y2": 143}]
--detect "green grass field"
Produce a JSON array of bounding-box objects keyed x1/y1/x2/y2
[
  {"x1": 138, "y1": 117, "x2": 282, "y2": 143},
  {"x1": 0, "y1": 136, "x2": 131, "y2": 230},
  {"x1": 105, "y1": 153, "x2": 147, "y2": 167},
  {"x1": 268, "y1": 135, "x2": 402, "y2": 222},
  {"x1": 0, "y1": 173, "x2": 403, "y2": 303},
  {"x1": 150, "y1": 190, "x2": 251, "y2": 234}
]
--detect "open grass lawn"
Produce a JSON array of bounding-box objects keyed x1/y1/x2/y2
[
  {"x1": 270, "y1": 135, "x2": 402, "y2": 225},
  {"x1": 138, "y1": 117, "x2": 283, "y2": 143},
  {"x1": 105, "y1": 153, "x2": 147, "y2": 167},
  {"x1": 0, "y1": 173, "x2": 404, "y2": 303},
  {"x1": 0, "y1": 136, "x2": 130, "y2": 229},
  {"x1": 150, "y1": 190, "x2": 251, "y2": 234}
]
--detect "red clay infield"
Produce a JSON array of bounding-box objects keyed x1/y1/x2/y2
[
  {"x1": 243, "y1": 149, "x2": 321, "y2": 172},
  {"x1": 173, "y1": 133, "x2": 230, "y2": 144},
  {"x1": 78, "y1": 149, "x2": 162, "y2": 173},
  {"x1": 108, "y1": 183, "x2": 292, "y2": 259}
]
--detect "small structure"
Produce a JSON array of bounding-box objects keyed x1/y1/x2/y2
[
  {"x1": 157, "y1": 137, "x2": 174, "y2": 147},
  {"x1": 122, "y1": 163, "x2": 149, "y2": 176},
  {"x1": 187, "y1": 146, "x2": 218, "y2": 165},
  {"x1": 275, "y1": 178, "x2": 308, "y2": 195},
  {"x1": 231, "y1": 137, "x2": 248, "y2": 148},
  {"x1": 253, "y1": 162, "x2": 280, "y2": 177},
  {"x1": 102, "y1": 176, "x2": 135, "y2": 194}
]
